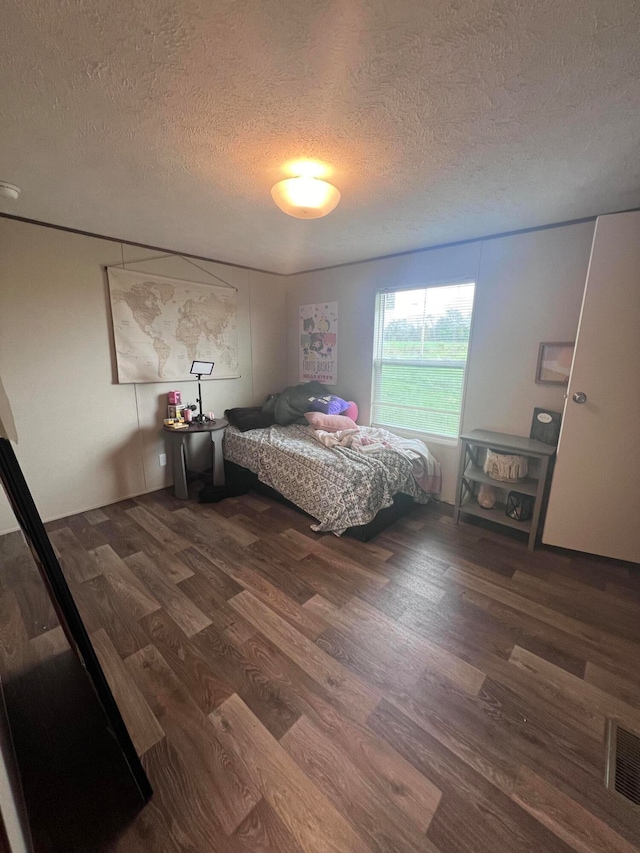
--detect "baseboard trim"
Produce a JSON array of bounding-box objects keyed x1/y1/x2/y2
[
  {"x1": 0, "y1": 484, "x2": 172, "y2": 537},
  {"x1": 1, "y1": 488, "x2": 453, "y2": 537}
]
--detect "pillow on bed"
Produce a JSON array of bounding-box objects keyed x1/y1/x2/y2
[
  {"x1": 225, "y1": 407, "x2": 276, "y2": 432},
  {"x1": 304, "y1": 412, "x2": 357, "y2": 432},
  {"x1": 342, "y1": 401, "x2": 358, "y2": 422},
  {"x1": 307, "y1": 394, "x2": 349, "y2": 415}
]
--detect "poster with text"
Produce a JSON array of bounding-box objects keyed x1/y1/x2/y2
[{"x1": 299, "y1": 302, "x2": 338, "y2": 385}]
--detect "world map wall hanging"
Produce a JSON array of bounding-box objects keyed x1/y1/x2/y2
[{"x1": 107, "y1": 267, "x2": 239, "y2": 383}]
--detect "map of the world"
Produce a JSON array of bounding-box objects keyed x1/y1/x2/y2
[{"x1": 107, "y1": 267, "x2": 238, "y2": 383}]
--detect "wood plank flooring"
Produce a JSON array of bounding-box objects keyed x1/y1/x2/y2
[{"x1": 1, "y1": 490, "x2": 640, "y2": 852}]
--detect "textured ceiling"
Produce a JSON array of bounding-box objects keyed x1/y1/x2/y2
[{"x1": 1, "y1": 0, "x2": 639, "y2": 274}]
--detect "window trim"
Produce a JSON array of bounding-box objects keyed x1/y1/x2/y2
[
  {"x1": 377, "y1": 277, "x2": 476, "y2": 295},
  {"x1": 371, "y1": 281, "x2": 476, "y2": 442}
]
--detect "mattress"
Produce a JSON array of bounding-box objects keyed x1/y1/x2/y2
[{"x1": 223, "y1": 423, "x2": 431, "y2": 535}]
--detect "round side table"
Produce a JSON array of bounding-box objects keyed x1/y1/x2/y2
[{"x1": 162, "y1": 418, "x2": 228, "y2": 499}]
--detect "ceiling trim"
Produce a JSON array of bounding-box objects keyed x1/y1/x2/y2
[
  {"x1": 291, "y1": 214, "x2": 602, "y2": 276},
  {"x1": 2, "y1": 208, "x2": 639, "y2": 278},
  {"x1": 0, "y1": 213, "x2": 280, "y2": 276}
]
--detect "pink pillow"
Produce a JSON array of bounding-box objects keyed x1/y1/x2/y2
[
  {"x1": 342, "y1": 401, "x2": 358, "y2": 422},
  {"x1": 304, "y1": 412, "x2": 357, "y2": 432}
]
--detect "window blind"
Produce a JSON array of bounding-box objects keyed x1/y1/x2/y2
[{"x1": 372, "y1": 282, "x2": 475, "y2": 439}]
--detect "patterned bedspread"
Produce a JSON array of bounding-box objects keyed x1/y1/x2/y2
[{"x1": 223, "y1": 424, "x2": 431, "y2": 535}]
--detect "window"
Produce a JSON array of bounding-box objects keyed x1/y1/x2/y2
[{"x1": 372, "y1": 282, "x2": 475, "y2": 439}]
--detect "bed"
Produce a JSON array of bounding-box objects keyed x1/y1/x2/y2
[{"x1": 223, "y1": 423, "x2": 436, "y2": 540}]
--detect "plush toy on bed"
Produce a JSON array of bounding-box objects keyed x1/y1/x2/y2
[
  {"x1": 342, "y1": 401, "x2": 358, "y2": 421},
  {"x1": 307, "y1": 395, "x2": 359, "y2": 422},
  {"x1": 307, "y1": 394, "x2": 348, "y2": 415}
]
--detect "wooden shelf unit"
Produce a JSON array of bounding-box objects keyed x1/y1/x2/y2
[
  {"x1": 454, "y1": 429, "x2": 555, "y2": 551},
  {"x1": 462, "y1": 463, "x2": 539, "y2": 497}
]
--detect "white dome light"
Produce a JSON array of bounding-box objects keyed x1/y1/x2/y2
[
  {"x1": 271, "y1": 176, "x2": 340, "y2": 219},
  {"x1": 0, "y1": 182, "x2": 20, "y2": 201}
]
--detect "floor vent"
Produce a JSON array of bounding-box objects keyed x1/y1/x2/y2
[{"x1": 606, "y1": 720, "x2": 640, "y2": 807}]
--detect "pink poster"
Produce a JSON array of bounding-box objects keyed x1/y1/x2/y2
[{"x1": 299, "y1": 302, "x2": 338, "y2": 385}]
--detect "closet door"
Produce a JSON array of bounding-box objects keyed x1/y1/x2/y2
[{"x1": 543, "y1": 211, "x2": 640, "y2": 563}]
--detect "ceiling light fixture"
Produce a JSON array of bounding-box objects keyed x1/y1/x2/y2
[
  {"x1": 0, "y1": 182, "x2": 20, "y2": 201},
  {"x1": 271, "y1": 175, "x2": 340, "y2": 219}
]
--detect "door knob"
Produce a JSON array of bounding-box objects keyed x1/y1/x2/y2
[{"x1": 572, "y1": 391, "x2": 587, "y2": 404}]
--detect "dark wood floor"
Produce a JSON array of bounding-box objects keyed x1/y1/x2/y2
[{"x1": 1, "y1": 489, "x2": 640, "y2": 852}]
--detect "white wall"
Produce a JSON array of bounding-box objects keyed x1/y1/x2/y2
[
  {"x1": 0, "y1": 219, "x2": 287, "y2": 534},
  {"x1": 0, "y1": 216, "x2": 596, "y2": 529},
  {"x1": 286, "y1": 222, "x2": 595, "y2": 502},
  {"x1": 461, "y1": 225, "x2": 595, "y2": 436}
]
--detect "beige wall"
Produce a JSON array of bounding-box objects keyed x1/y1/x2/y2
[
  {"x1": 286, "y1": 222, "x2": 595, "y2": 502},
  {"x1": 0, "y1": 216, "x2": 596, "y2": 530},
  {"x1": 0, "y1": 218, "x2": 287, "y2": 534}
]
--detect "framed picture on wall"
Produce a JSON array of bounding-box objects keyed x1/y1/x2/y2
[{"x1": 535, "y1": 342, "x2": 574, "y2": 385}]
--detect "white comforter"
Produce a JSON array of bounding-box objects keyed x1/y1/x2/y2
[{"x1": 311, "y1": 426, "x2": 441, "y2": 493}]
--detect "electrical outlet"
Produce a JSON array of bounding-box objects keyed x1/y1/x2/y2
[{"x1": 158, "y1": 453, "x2": 167, "y2": 467}]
